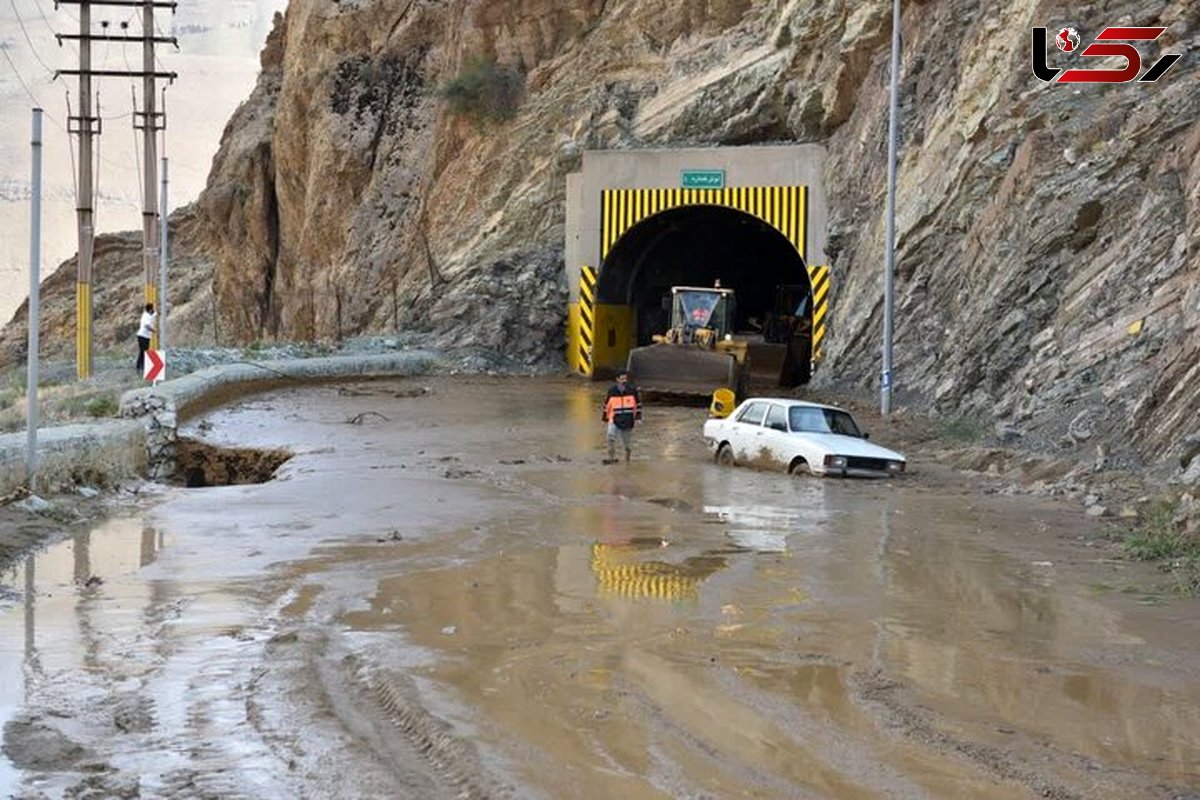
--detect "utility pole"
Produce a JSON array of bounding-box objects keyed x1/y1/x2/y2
[
  {"x1": 56, "y1": 1, "x2": 177, "y2": 378},
  {"x1": 159, "y1": 155, "x2": 168, "y2": 352},
  {"x1": 27, "y1": 109, "x2": 43, "y2": 487},
  {"x1": 881, "y1": 0, "x2": 900, "y2": 415},
  {"x1": 67, "y1": 2, "x2": 97, "y2": 380},
  {"x1": 139, "y1": 0, "x2": 161, "y2": 348}
]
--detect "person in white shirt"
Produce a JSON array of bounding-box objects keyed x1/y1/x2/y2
[{"x1": 136, "y1": 303, "x2": 155, "y2": 372}]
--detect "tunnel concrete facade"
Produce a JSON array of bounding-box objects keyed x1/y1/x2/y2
[{"x1": 564, "y1": 145, "x2": 830, "y2": 379}]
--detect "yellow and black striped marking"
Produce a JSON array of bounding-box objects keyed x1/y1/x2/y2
[
  {"x1": 808, "y1": 264, "x2": 830, "y2": 363},
  {"x1": 76, "y1": 282, "x2": 91, "y2": 380},
  {"x1": 591, "y1": 544, "x2": 703, "y2": 601},
  {"x1": 576, "y1": 265, "x2": 597, "y2": 376},
  {"x1": 601, "y1": 186, "x2": 809, "y2": 261},
  {"x1": 144, "y1": 283, "x2": 158, "y2": 351}
]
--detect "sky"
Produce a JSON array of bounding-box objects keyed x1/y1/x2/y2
[{"x1": 0, "y1": 0, "x2": 288, "y2": 323}]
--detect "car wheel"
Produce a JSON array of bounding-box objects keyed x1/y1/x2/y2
[
  {"x1": 788, "y1": 458, "x2": 810, "y2": 476},
  {"x1": 716, "y1": 443, "x2": 735, "y2": 466}
]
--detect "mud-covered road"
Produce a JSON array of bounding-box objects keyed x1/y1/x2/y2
[{"x1": 2, "y1": 377, "x2": 1199, "y2": 799}]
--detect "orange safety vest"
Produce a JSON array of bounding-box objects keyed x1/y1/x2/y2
[{"x1": 604, "y1": 392, "x2": 639, "y2": 426}]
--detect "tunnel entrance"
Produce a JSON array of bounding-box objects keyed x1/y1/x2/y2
[{"x1": 595, "y1": 205, "x2": 813, "y2": 381}]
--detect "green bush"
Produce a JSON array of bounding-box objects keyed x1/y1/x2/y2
[
  {"x1": 1125, "y1": 499, "x2": 1187, "y2": 560},
  {"x1": 1124, "y1": 498, "x2": 1200, "y2": 597},
  {"x1": 83, "y1": 394, "x2": 119, "y2": 418},
  {"x1": 936, "y1": 413, "x2": 987, "y2": 443},
  {"x1": 436, "y1": 58, "x2": 522, "y2": 123}
]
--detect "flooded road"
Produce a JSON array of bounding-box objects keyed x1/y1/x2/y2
[{"x1": 2, "y1": 377, "x2": 1199, "y2": 798}]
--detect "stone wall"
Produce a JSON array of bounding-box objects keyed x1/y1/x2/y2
[
  {"x1": 120, "y1": 351, "x2": 439, "y2": 478},
  {"x1": 0, "y1": 421, "x2": 147, "y2": 497}
]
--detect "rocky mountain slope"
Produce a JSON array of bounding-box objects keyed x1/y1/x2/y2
[{"x1": 2, "y1": 0, "x2": 1197, "y2": 473}]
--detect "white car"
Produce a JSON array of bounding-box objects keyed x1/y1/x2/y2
[{"x1": 702, "y1": 398, "x2": 906, "y2": 478}]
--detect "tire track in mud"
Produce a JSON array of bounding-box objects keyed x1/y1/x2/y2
[
  {"x1": 611, "y1": 672, "x2": 823, "y2": 799},
  {"x1": 361, "y1": 666, "x2": 502, "y2": 799},
  {"x1": 311, "y1": 641, "x2": 511, "y2": 800},
  {"x1": 848, "y1": 668, "x2": 1186, "y2": 800}
]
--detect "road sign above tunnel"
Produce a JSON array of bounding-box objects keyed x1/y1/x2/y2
[{"x1": 681, "y1": 169, "x2": 725, "y2": 189}]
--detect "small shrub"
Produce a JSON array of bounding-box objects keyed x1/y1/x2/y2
[
  {"x1": 936, "y1": 414, "x2": 987, "y2": 443},
  {"x1": 1172, "y1": 557, "x2": 1200, "y2": 596},
  {"x1": 83, "y1": 394, "x2": 119, "y2": 418},
  {"x1": 0, "y1": 388, "x2": 20, "y2": 411},
  {"x1": 436, "y1": 57, "x2": 522, "y2": 123},
  {"x1": 1125, "y1": 499, "x2": 1186, "y2": 560},
  {"x1": 1124, "y1": 498, "x2": 1200, "y2": 597}
]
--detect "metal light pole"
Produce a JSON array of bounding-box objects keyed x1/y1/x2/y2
[
  {"x1": 881, "y1": 0, "x2": 900, "y2": 415},
  {"x1": 159, "y1": 156, "x2": 168, "y2": 353},
  {"x1": 27, "y1": 109, "x2": 43, "y2": 487}
]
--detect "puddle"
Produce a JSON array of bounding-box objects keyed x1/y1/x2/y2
[
  {"x1": 172, "y1": 437, "x2": 292, "y2": 487},
  {"x1": 0, "y1": 517, "x2": 167, "y2": 796}
]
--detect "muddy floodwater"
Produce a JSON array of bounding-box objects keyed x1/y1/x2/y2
[{"x1": 2, "y1": 377, "x2": 1199, "y2": 799}]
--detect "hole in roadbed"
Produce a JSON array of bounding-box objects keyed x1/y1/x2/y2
[{"x1": 171, "y1": 437, "x2": 293, "y2": 487}]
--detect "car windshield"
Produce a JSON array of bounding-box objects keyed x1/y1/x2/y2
[{"x1": 788, "y1": 406, "x2": 862, "y2": 437}]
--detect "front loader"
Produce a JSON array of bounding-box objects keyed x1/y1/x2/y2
[{"x1": 625, "y1": 287, "x2": 750, "y2": 399}]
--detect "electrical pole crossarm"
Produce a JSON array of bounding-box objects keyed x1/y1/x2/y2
[
  {"x1": 57, "y1": 69, "x2": 178, "y2": 81},
  {"x1": 56, "y1": 1, "x2": 178, "y2": 8},
  {"x1": 57, "y1": 33, "x2": 178, "y2": 46}
]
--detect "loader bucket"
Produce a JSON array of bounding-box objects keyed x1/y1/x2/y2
[
  {"x1": 626, "y1": 344, "x2": 741, "y2": 398},
  {"x1": 743, "y1": 341, "x2": 787, "y2": 385}
]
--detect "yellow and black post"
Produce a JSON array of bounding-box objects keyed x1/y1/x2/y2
[
  {"x1": 809, "y1": 264, "x2": 830, "y2": 363},
  {"x1": 576, "y1": 265, "x2": 597, "y2": 377}
]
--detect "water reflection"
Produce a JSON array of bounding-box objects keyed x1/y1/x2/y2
[
  {"x1": 23, "y1": 554, "x2": 34, "y2": 680},
  {"x1": 590, "y1": 541, "x2": 726, "y2": 601},
  {"x1": 0, "y1": 519, "x2": 167, "y2": 796}
]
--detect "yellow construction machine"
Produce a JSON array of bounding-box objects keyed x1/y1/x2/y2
[
  {"x1": 626, "y1": 284, "x2": 812, "y2": 400},
  {"x1": 626, "y1": 287, "x2": 749, "y2": 399}
]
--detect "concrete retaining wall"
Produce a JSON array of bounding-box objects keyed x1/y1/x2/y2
[
  {"x1": 0, "y1": 351, "x2": 439, "y2": 495},
  {"x1": 0, "y1": 420, "x2": 147, "y2": 497},
  {"x1": 120, "y1": 351, "x2": 440, "y2": 479}
]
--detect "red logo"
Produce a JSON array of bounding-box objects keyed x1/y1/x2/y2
[
  {"x1": 1032, "y1": 26, "x2": 1181, "y2": 83},
  {"x1": 1056, "y1": 27, "x2": 1080, "y2": 51}
]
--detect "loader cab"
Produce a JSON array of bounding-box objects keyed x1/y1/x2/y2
[{"x1": 671, "y1": 287, "x2": 737, "y2": 343}]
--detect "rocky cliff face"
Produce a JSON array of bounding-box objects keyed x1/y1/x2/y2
[{"x1": 4, "y1": 0, "x2": 1198, "y2": 472}]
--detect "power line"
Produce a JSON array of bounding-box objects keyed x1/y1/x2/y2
[
  {"x1": 65, "y1": 88, "x2": 79, "y2": 204},
  {"x1": 130, "y1": 85, "x2": 143, "y2": 210},
  {"x1": 94, "y1": 91, "x2": 103, "y2": 226},
  {"x1": 31, "y1": 0, "x2": 70, "y2": 48},
  {"x1": 53, "y1": 1, "x2": 79, "y2": 26},
  {"x1": 0, "y1": 42, "x2": 65, "y2": 129},
  {"x1": 9, "y1": 0, "x2": 58, "y2": 77}
]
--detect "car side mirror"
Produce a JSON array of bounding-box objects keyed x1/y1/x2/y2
[{"x1": 862, "y1": 432, "x2": 870, "y2": 440}]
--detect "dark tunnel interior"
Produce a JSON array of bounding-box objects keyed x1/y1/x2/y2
[{"x1": 595, "y1": 205, "x2": 811, "y2": 346}]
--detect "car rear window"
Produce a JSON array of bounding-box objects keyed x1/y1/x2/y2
[
  {"x1": 737, "y1": 402, "x2": 767, "y2": 426},
  {"x1": 788, "y1": 406, "x2": 862, "y2": 437}
]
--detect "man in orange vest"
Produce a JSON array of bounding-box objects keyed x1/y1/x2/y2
[{"x1": 602, "y1": 371, "x2": 642, "y2": 464}]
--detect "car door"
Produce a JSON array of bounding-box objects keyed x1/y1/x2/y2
[
  {"x1": 761, "y1": 403, "x2": 794, "y2": 469},
  {"x1": 731, "y1": 401, "x2": 768, "y2": 460}
]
